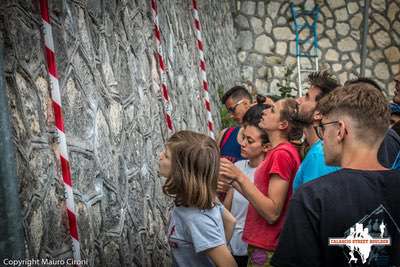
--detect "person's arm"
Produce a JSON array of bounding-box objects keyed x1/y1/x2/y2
[
  {"x1": 223, "y1": 188, "x2": 234, "y2": 211},
  {"x1": 221, "y1": 205, "x2": 236, "y2": 242},
  {"x1": 205, "y1": 244, "x2": 237, "y2": 267},
  {"x1": 220, "y1": 158, "x2": 289, "y2": 224},
  {"x1": 237, "y1": 173, "x2": 288, "y2": 224}
]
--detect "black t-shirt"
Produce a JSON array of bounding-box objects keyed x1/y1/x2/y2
[
  {"x1": 378, "y1": 129, "x2": 400, "y2": 168},
  {"x1": 271, "y1": 169, "x2": 400, "y2": 267}
]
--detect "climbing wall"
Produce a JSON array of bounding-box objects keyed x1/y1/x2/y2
[{"x1": 0, "y1": 0, "x2": 238, "y2": 266}]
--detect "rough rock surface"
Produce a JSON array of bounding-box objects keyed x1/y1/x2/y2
[{"x1": 0, "y1": 0, "x2": 239, "y2": 266}]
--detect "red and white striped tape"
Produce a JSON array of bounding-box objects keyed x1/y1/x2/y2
[
  {"x1": 151, "y1": 0, "x2": 175, "y2": 133},
  {"x1": 191, "y1": 0, "x2": 215, "y2": 139},
  {"x1": 39, "y1": 1, "x2": 81, "y2": 264}
]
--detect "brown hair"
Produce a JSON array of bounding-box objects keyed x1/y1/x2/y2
[
  {"x1": 242, "y1": 103, "x2": 270, "y2": 144},
  {"x1": 308, "y1": 70, "x2": 340, "y2": 101},
  {"x1": 162, "y1": 130, "x2": 219, "y2": 209},
  {"x1": 317, "y1": 83, "x2": 390, "y2": 144},
  {"x1": 279, "y1": 98, "x2": 303, "y2": 141}
]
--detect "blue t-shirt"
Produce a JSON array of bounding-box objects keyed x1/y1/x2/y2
[
  {"x1": 220, "y1": 127, "x2": 245, "y2": 163},
  {"x1": 167, "y1": 203, "x2": 226, "y2": 267},
  {"x1": 293, "y1": 140, "x2": 341, "y2": 192}
]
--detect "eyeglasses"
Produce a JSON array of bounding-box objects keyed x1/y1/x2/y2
[
  {"x1": 313, "y1": 121, "x2": 340, "y2": 140},
  {"x1": 227, "y1": 99, "x2": 245, "y2": 114}
]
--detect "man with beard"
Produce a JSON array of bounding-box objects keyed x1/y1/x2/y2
[
  {"x1": 292, "y1": 70, "x2": 341, "y2": 192},
  {"x1": 271, "y1": 81, "x2": 400, "y2": 267}
]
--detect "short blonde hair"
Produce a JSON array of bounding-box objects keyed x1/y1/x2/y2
[{"x1": 162, "y1": 130, "x2": 219, "y2": 209}]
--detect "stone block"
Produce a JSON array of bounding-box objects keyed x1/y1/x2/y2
[
  {"x1": 319, "y1": 38, "x2": 333, "y2": 49},
  {"x1": 326, "y1": 29, "x2": 336, "y2": 41},
  {"x1": 277, "y1": 16, "x2": 287, "y2": 25},
  {"x1": 257, "y1": 66, "x2": 268, "y2": 78},
  {"x1": 264, "y1": 18, "x2": 273, "y2": 33},
  {"x1": 238, "y1": 51, "x2": 248, "y2": 63},
  {"x1": 338, "y1": 37, "x2": 357, "y2": 52},
  {"x1": 273, "y1": 66, "x2": 286, "y2": 78},
  {"x1": 371, "y1": 0, "x2": 386, "y2": 13},
  {"x1": 325, "y1": 49, "x2": 339, "y2": 61},
  {"x1": 326, "y1": 19, "x2": 334, "y2": 28},
  {"x1": 255, "y1": 35, "x2": 274, "y2": 54},
  {"x1": 374, "y1": 62, "x2": 390, "y2": 80},
  {"x1": 351, "y1": 52, "x2": 361, "y2": 65},
  {"x1": 321, "y1": 6, "x2": 332, "y2": 18},
  {"x1": 236, "y1": 30, "x2": 253, "y2": 50},
  {"x1": 374, "y1": 13, "x2": 390, "y2": 31},
  {"x1": 394, "y1": 21, "x2": 400, "y2": 35},
  {"x1": 276, "y1": 42, "x2": 287, "y2": 56},
  {"x1": 384, "y1": 47, "x2": 400, "y2": 63},
  {"x1": 273, "y1": 27, "x2": 293, "y2": 41},
  {"x1": 345, "y1": 62, "x2": 353, "y2": 70},
  {"x1": 388, "y1": 2, "x2": 400, "y2": 22},
  {"x1": 255, "y1": 79, "x2": 269, "y2": 94},
  {"x1": 348, "y1": 2, "x2": 359, "y2": 14},
  {"x1": 241, "y1": 1, "x2": 256, "y2": 15},
  {"x1": 332, "y1": 63, "x2": 342, "y2": 72},
  {"x1": 267, "y1": 2, "x2": 280, "y2": 18},
  {"x1": 257, "y1": 2, "x2": 265, "y2": 17},
  {"x1": 335, "y1": 7, "x2": 349, "y2": 21},
  {"x1": 328, "y1": 0, "x2": 345, "y2": 9},
  {"x1": 248, "y1": 53, "x2": 264, "y2": 65},
  {"x1": 250, "y1": 17, "x2": 264, "y2": 34},
  {"x1": 370, "y1": 50, "x2": 384, "y2": 61},
  {"x1": 350, "y1": 14, "x2": 363, "y2": 29},
  {"x1": 235, "y1": 14, "x2": 250, "y2": 29},
  {"x1": 373, "y1": 30, "x2": 391, "y2": 48},
  {"x1": 241, "y1": 66, "x2": 254, "y2": 81},
  {"x1": 336, "y1": 23, "x2": 350, "y2": 36},
  {"x1": 265, "y1": 56, "x2": 283, "y2": 65}
]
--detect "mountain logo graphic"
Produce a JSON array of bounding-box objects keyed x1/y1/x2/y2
[{"x1": 328, "y1": 205, "x2": 400, "y2": 266}]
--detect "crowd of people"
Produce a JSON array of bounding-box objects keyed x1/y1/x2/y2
[{"x1": 158, "y1": 71, "x2": 400, "y2": 267}]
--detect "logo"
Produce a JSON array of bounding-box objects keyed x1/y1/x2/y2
[
  {"x1": 329, "y1": 222, "x2": 390, "y2": 264},
  {"x1": 328, "y1": 205, "x2": 400, "y2": 266}
]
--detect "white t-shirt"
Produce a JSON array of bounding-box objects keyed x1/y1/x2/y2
[{"x1": 229, "y1": 160, "x2": 256, "y2": 256}]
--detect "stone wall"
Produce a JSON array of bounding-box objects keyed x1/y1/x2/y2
[
  {"x1": 0, "y1": 0, "x2": 238, "y2": 266},
  {"x1": 234, "y1": 0, "x2": 400, "y2": 96}
]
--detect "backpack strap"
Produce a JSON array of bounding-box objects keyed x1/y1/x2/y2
[
  {"x1": 220, "y1": 127, "x2": 236, "y2": 150},
  {"x1": 392, "y1": 152, "x2": 400, "y2": 170}
]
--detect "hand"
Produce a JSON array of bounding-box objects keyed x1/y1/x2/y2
[
  {"x1": 217, "y1": 175, "x2": 233, "y2": 193},
  {"x1": 220, "y1": 158, "x2": 245, "y2": 183}
]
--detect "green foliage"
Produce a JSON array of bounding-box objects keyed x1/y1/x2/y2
[
  {"x1": 276, "y1": 65, "x2": 296, "y2": 98},
  {"x1": 217, "y1": 85, "x2": 236, "y2": 129}
]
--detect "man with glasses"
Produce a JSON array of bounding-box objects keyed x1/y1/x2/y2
[
  {"x1": 292, "y1": 70, "x2": 340, "y2": 192},
  {"x1": 271, "y1": 81, "x2": 400, "y2": 267},
  {"x1": 218, "y1": 86, "x2": 253, "y2": 163},
  {"x1": 344, "y1": 77, "x2": 400, "y2": 170}
]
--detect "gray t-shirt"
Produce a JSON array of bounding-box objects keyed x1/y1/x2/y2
[{"x1": 167, "y1": 203, "x2": 226, "y2": 267}]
